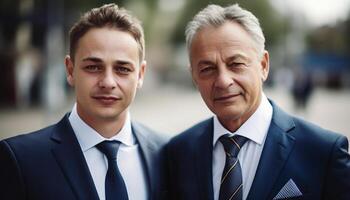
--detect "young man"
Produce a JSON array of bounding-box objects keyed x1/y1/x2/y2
[
  {"x1": 167, "y1": 4, "x2": 350, "y2": 200},
  {"x1": 0, "y1": 4, "x2": 167, "y2": 200}
]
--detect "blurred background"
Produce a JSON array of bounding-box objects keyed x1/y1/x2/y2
[{"x1": 1, "y1": 0, "x2": 350, "y2": 140}]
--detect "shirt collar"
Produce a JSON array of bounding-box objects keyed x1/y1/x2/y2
[
  {"x1": 68, "y1": 103, "x2": 136, "y2": 152},
  {"x1": 213, "y1": 93, "x2": 273, "y2": 147}
]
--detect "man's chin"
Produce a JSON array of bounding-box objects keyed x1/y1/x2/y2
[
  {"x1": 214, "y1": 107, "x2": 244, "y2": 121},
  {"x1": 93, "y1": 109, "x2": 123, "y2": 121}
]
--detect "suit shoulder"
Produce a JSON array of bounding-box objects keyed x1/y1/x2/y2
[
  {"x1": 290, "y1": 116, "x2": 346, "y2": 147},
  {"x1": 1, "y1": 124, "x2": 56, "y2": 156},
  {"x1": 132, "y1": 121, "x2": 169, "y2": 147},
  {"x1": 168, "y1": 118, "x2": 212, "y2": 147},
  {"x1": 270, "y1": 101, "x2": 344, "y2": 146},
  {"x1": 3, "y1": 125, "x2": 54, "y2": 147}
]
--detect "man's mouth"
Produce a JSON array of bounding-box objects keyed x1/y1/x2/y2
[
  {"x1": 92, "y1": 95, "x2": 121, "y2": 104},
  {"x1": 214, "y1": 93, "x2": 241, "y2": 102}
]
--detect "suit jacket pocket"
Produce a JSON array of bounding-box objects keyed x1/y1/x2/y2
[{"x1": 275, "y1": 193, "x2": 313, "y2": 200}]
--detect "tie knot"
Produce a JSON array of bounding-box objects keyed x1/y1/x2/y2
[
  {"x1": 96, "y1": 140, "x2": 121, "y2": 160},
  {"x1": 219, "y1": 134, "x2": 248, "y2": 158}
]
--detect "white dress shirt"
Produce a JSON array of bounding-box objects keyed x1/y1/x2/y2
[
  {"x1": 68, "y1": 104, "x2": 148, "y2": 200},
  {"x1": 212, "y1": 93, "x2": 273, "y2": 200}
]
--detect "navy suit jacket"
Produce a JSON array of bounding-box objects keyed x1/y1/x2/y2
[
  {"x1": 0, "y1": 114, "x2": 168, "y2": 200},
  {"x1": 167, "y1": 102, "x2": 350, "y2": 200}
]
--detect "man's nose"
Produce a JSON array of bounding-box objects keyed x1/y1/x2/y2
[
  {"x1": 99, "y1": 70, "x2": 116, "y2": 89},
  {"x1": 214, "y1": 69, "x2": 234, "y2": 89}
]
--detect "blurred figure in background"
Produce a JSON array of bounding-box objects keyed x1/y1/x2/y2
[
  {"x1": 0, "y1": 4, "x2": 167, "y2": 200},
  {"x1": 167, "y1": 3, "x2": 350, "y2": 200},
  {"x1": 291, "y1": 67, "x2": 314, "y2": 111},
  {"x1": 15, "y1": 47, "x2": 43, "y2": 108}
]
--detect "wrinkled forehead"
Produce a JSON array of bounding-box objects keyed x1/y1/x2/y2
[{"x1": 189, "y1": 22, "x2": 258, "y2": 62}]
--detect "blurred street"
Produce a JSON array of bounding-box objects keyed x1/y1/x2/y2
[
  {"x1": 0, "y1": 86, "x2": 349, "y2": 140},
  {"x1": 1, "y1": 0, "x2": 350, "y2": 141}
]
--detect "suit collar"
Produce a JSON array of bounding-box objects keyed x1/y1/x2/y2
[
  {"x1": 68, "y1": 105, "x2": 136, "y2": 150},
  {"x1": 132, "y1": 122, "x2": 160, "y2": 152},
  {"x1": 131, "y1": 122, "x2": 159, "y2": 200},
  {"x1": 52, "y1": 116, "x2": 161, "y2": 200},
  {"x1": 51, "y1": 114, "x2": 99, "y2": 200},
  {"x1": 269, "y1": 100, "x2": 296, "y2": 132},
  {"x1": 193, "y1": 118, "x2": 215, "y2": 200},
  {"x1": 212, "y1": 94, "x2": 272, "y2": 146},
  {"x1": 247, "y1": 101, "x2": 296, "y2": 200}
]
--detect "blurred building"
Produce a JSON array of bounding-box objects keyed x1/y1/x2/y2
[{"x1": 1, "y1": 0, "x2": 349, "y2": 110}]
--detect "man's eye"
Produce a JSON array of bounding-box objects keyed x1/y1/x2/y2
[
  {"x1": 228, "y1": 62, "x2": 244, "y2": 67},
  {"x1": 228, "y1": 62, "x2": 246, "y2": 67},
  {"x1": 115, "y1": 66, "x2": 132, "y2": 74},
  {"x1": 84, "y1": 65, "x2": 101, "y2": 72},
  {"x1": 199, "y1": 66, "x2": 215, "y2": 73}
]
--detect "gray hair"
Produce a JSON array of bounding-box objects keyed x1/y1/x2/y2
[{"x1": 185, "y1": 4, "x2": 265, "y2": 56}]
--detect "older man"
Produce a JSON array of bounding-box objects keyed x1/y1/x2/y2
[{"x1": 167, "y1": 4, "x2": 350, "y2": 200}]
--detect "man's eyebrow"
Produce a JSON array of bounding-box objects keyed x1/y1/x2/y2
[
  {"x1": 197, "y1": 60, "x2": 215, "y2": 66},
  {"x1": 114, "y1": 60, "x2": 133, "y2": 66},
  {"x1": 82, "y1": 57, "x2": 134, "y2": 65},
  {"x1": 226, "y1": 53, "x2": 249, "y2": 61},
  {"x1": 82, "y1": 56, "x2": 103, "y2": 63}
]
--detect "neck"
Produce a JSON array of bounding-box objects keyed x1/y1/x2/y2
[
  {"x1": 219, "y1": 94, "x2": 262, "y2": 132},
  {"x1": 91, "y1": 117, "x2": 126, "y2": 138},
  {"x1": 219, "y1": 118, "x2": 244, "y2": 133},
  {"x1": 77, "y1": 109, "x2": 128, "y2": 139}
]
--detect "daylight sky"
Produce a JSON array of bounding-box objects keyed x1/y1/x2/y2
[{"x1": 270, "y1": 0, "x2": 350, "y2": 27}]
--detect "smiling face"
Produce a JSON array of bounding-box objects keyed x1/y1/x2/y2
[
  {"x1": 65, "y1": 27, "x2": 145, "y2": 128},
  {"x1": 190, "y1": 21, "x2": 269, "y2": 131}
]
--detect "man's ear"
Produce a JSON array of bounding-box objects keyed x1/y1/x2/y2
[
  {"x1": 260, "y1": 50, "x2": 270, "y2": 82},
  {"x1": 65, "y1": 55, "x2": 75, "y2": 87},
  {"x1": 137, "y1": 60, "x2": 147, "y2": 89}
]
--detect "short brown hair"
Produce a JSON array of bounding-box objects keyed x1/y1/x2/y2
[{"x1": 69, "y1": 3, "x2": 145, "y2": 62}]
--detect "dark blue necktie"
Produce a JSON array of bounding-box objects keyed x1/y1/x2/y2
[
  {"x1": 219, "y1": 134, "x2": 248, "y2": 200},
  {"x1": 96, "y1": 141, "x2": 129, "y2": 200}
]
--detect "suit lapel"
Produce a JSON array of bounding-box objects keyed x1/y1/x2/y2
[
  {"x1": 131, "y1": 122, "x2": 158, "y2": 199},
  {"x1": 194, "y1": 118, "x2": 214, "y2": 200},
  {"x1": 51, "y1": 114, "x2": 99, "y2": 200},
  {"x1": 247, "y1": 102, "x2": 296, "y2": 200}
]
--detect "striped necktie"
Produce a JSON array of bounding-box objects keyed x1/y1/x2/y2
[{"x1": 219, "y1": 134, "x2": 248, "y2": 200}]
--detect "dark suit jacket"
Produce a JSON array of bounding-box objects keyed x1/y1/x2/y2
[
  {"x1": 167, "y1": 102, "x2": 350, "y2": 200},
  {"x1": 0, "y1": 114, "x2": 168, "y2": 200}
]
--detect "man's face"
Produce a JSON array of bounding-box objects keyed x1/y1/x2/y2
[
  {"x1": 190, "y1": 21, "x2": 269, "y2": 130},
  {"x1": 65, "y1": 27, "x2": 145, "y2": 125}
]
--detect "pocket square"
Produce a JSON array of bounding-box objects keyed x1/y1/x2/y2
[{"x1": 273, "y1": 179, "x2": 302, "y2": 200}]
